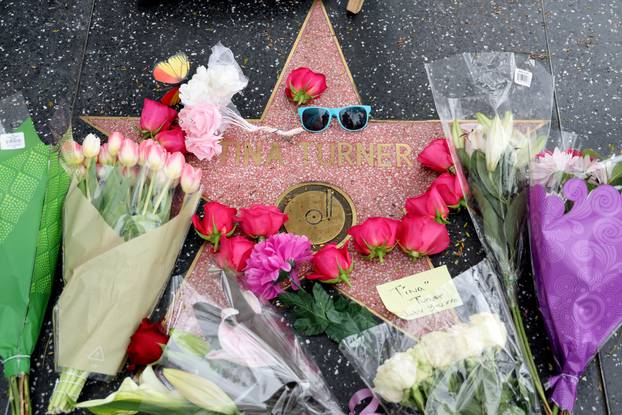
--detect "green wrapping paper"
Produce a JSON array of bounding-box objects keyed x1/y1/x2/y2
[{"x1": 0, "y1": 116, "x2": 49, "y2": 377}]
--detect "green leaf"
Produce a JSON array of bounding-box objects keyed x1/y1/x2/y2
[
  {"x1": 504, "y1": 190, "x2": 527, "y2": 262},
  {"x1": 473, "y1": 151, "x2": 501, "y2": 200},
  {"x1": 582, "y1": 148, "x2": 604, "y2": 160},
  {"x1": 609, "y1": 162, "x2": 622, "y2": 186}
]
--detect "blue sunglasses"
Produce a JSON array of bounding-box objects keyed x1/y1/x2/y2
[{"x1": 298, "y1": 105, "x2": 372, "y2": 133}]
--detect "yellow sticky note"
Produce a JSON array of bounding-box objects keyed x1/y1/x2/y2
[{"x1": 376, "y1": 265, "x2": 463, "y2": 320}]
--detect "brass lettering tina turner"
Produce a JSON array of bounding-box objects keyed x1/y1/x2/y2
[{"x1": 219, "y1": 139, "x2": 414, "y2": 168}]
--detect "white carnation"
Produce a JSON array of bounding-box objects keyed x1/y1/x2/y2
[{"x1": 373, "y1": 352, "x2": 419, "y2": 403}]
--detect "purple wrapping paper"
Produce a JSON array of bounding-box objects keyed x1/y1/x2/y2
[{"x1": 529, "y1": 178, "x2": 622, "y2": 411}]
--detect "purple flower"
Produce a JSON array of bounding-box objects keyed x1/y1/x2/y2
[{"x1": 243, "y1": 233, "x2": 313, "y2": 301}]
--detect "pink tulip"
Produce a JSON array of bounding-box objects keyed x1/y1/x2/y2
[
  {"x1": 155, "y1": 125, "x2": 186, "y2": 153},
  {"x1": 61, "y1": 140, "x2": 84, "y2": 166},
  {"x1": 140, "y1": 98, "x2": 177, "y2": 135},
  {"x1": 417, "y1": 138, "x2": 454, "y2": 172},
  {"x1": 405, "y1": 187, "x2": 449, "y2": 224},
  {"x1": 398, "y1": 215, "x2": 450, "y2": 258},
  {"x1": 163, "y1": 151, "x2": 185, "y2": 180},
  {"x1": 180, "y1": 164, "x2": 202, "y2": 194},
  {"x1": 348, "y1": 217, "x2": 401, "y2": 262},
  {"x1": 107, "y1": 131, "x2": 124, "y2": 156},
  {"x1": 118, "y1": 139, "x2": 139, "y2": 167},
  {"x1": 98, "y1": 143, "x2": 114, "y2": 165},
  {"x1": 138, "y1": 139, "x2": 155, "y2": 165},
  {"x1": 285, "y1": 67, "x2": 327, "y2": 105},
  {"x1": 431, "y1": 172, "x2": 466, "y2": 208},
  {"x1": 146, "y1": 143, "x2": 166, "y2": 171},
  {"x1": 307, "y1": 241, "x2": 353, "y2": 285}
]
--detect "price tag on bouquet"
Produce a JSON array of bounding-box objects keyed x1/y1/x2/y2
[
  {"x1": 0, "y1": 132, "x2": 25, "y2": 150},
  {"x1": 376, "y1": 266, "x2": 463, "y2": 320}
]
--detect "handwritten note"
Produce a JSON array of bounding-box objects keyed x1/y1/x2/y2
[{"x1": 376, "y1": 266, "x2": 463, "y2": 320}]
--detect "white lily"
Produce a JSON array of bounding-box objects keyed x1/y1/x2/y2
[{"x1": 484, "y1": 113, "x2": 512, "y2": 171}]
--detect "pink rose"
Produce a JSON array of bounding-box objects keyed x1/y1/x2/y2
[
  {"x1": 140, "y1": 98, "x2": 177, "y2": 135},
  {"x1": 307, "y1": 241, "x2": 353, "y2": 285},
  {"x1": 285, "y1": 67, "x2": 327, "y2": 105},
  {"x1": 417, "y1": 138, "x2": 454, "y2": 172},
  {"x1": 156, "y1": 125, "x2": 187, "y2": 153},
  {"x1": 431, "y1": 172, "x2": 466, "y2": 208},
  {"x1": 348, "y1": 217, "x2": 401, "y2": 262},
  {"x1": 236, "y1": 205, "x2": 288, "y2": 239},
  {"x1": 398, "y1": 215, "x2": 450, "y2": 258},
  {"x1": 405, "y1": 186, "x2": 449, "y2": 223},
  {"x1": 178, "y1": 102, "x2": 224, "y2": 161}
]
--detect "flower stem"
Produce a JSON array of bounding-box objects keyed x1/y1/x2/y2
[
  {"x1": 48, "y1": 368, "x2": 89, "y2": 414},
  {"x1": 8, "y1": 376, "x2": 19, "y2": 415},
  {"x1": 152, "y1": 178, "x2": 171, "y2": 214},
  {"x1": 511, "y1": 304, "x2": 553, "y2": 415},
  {"x1": 141, "y1": 172, "x2": 155, "y2": 216}
]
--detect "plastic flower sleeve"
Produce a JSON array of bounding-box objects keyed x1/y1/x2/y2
[
  {"x1": 339, "y1": 260, "x2": 539, "y2": 415},
  {"x1": 527, "y1": 131, "x2": 622, "y2": 412},
  {"x1": 159, "y1": 267, "x2": 344, "y2": 415}
]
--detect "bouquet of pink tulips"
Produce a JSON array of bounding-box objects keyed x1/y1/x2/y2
[{"x1": 47, "y1": 132, "x2": 202, "y2": 413}]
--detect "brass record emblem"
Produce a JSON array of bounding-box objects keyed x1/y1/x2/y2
[{"x1": 277, "y1": 182, "x2": 356, "y2": 247}]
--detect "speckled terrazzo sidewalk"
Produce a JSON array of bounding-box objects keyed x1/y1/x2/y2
[{"x1": 1, "y1": 0, "x2": 622, "y2": 414}]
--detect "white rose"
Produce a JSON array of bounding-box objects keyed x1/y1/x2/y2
[
  {"x1": 446, "y1": 323, "x2": 486, "y2": 362},
  {"x1": 418, "y1": 330, "x2": 456, "y2": 368},
  {"x1": 373, "y1": 352, "x2": 418, "y2": 403},
  {"x1": 469, "y1": 312, "x2": 508, "y2": 349}
]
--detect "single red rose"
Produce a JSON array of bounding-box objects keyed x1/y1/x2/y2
[
  {"x1": 216, "y1": 236, "x2": 255, "y2": 273},
  {"x1": 193, "y1": 201, "x2": 237, "y2": 251},
  {"x1": 398, "y1": 215, "x2": 450, "y2": 259},
  {"x1": 348, "y1": 217, "x2": 401, "y2": 262},
  {"x1": 405, "y1": 187, "x2": 449, "y2": 223},
  {"x1": 155, "y1": 125, "x2": 186, "y2": 153},
  {"x1": 417, "y1": 138, "x2": 454, "y2": 172},
  {"x1": 126, "y1": 318, "x2": 169, "y2": 372},
  {"x1": 236, "y1": 205, "x2": 288, "y2": 239},
  {"x1": 431, "y1": 172, "x2": 466, "y2": 208},
  {"x1": 285, "y1": 67, "x2": 327, "y2": 106},
  {"x1": 307, "y1": 241, "x2": 353, "y2": 286},
  {"x1": 140, "y1": 98, "x2": 177, "y2": 136}
]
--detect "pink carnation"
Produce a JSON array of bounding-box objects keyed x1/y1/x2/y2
[
  {"x1": 243, "y1": 233, "x2": 313, "y2": 301},
  {"x1": 178, "y1": 102, "x2": 223, "y2": 161}
]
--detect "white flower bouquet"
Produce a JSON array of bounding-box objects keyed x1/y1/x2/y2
[{"x1": 340, "y1": 260, "x2": 539, "y2": 414}]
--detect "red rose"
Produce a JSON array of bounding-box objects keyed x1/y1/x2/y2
[
  {"x1": 126, "y1": 318, "x2": 169, "y2": 372},
  {"x1": 155, "y1": 125, "x2": 186, "y2": 153},
  {"x1": 348, "y1": 217, "x2": 401, "y2": 262},
  {"x1": 431, "y1": 172, "x2": 466, "y2": 208},
  {"x1": 236, "y1": 205, "x2": 288, "y2": 239},
  {"x1": 140, "y1": 98, "x2": 177, "y2": 136},
  {"x1": 285, "y1": 67, "x2": 327, "y2": 106},
  {"x1": 216, "y1": 236, "x2": 255, "y2": 273},
  {"x1": 417, "y1": 138, "x2": 454, "y2": 172},
  {"x1": 398, "y1": 215, "x2": 450, "y2": 259},
  {"x1": 307, "y1": 241, "x2": 353, "y2": 285},
  {"x1": 405, "y1": 186, "x2": 449, "y2": 223},
  {"x1": 193, "y1": 201, "x2": 237, "y2": 251}
]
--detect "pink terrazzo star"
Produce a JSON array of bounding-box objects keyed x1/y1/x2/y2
[{"x1": 82, "y1": 0, "x2": 455, "y2": 335}]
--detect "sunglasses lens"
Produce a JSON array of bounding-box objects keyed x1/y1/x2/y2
[
  {"x1": 301, "y1": 108, "x2": 331, "y2": 132},
  {"x1": 339, "y1": 106, "x2": 368, "y2": 131}
]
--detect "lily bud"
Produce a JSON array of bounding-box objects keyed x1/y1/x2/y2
[
  {"x1": 164, "y1": 151, "x2": 185, "y2": 180},
  {"x1": 61, "y1": 140, "x2": 84, "y2": 166},
  {"x1": 146, "y1": 143, "x2": 166, "y2": 171},
  {"x1": 119, "y1": 138, "x2": 139, "y2": 167},
  {"x1": 107, "y1": 131, "x2": 124, "y2": 156},
  {"x1": 98, "y1": 143, "x2": 114, "y2": 165},
  {"x1": 180, "y1": 164, "x2": 201, "y2": 194},
  {"x1": 82, "y1": 134, "x2": 101, "y2": 158}
]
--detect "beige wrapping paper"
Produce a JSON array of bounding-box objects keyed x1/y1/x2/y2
[{"x1": 54, "y1": 181, "x2": 200, "y2": 376}]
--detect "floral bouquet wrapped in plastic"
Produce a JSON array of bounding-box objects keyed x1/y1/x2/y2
[
  {"x1": 340, "y1": 260, "x2": 539, "y2": 414},
  {"x1": 528, "y1": 133, "x2": 622, "y2": 413},
  {"x1": 47, "y1": 133, "x2": 202, "y2": 413},
  {"x1": 425, "y1": 52, "x2": 555, "y2": 411},
  {"x1": 76, "y1": 267, "x2": 344, "y2": 415}
]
